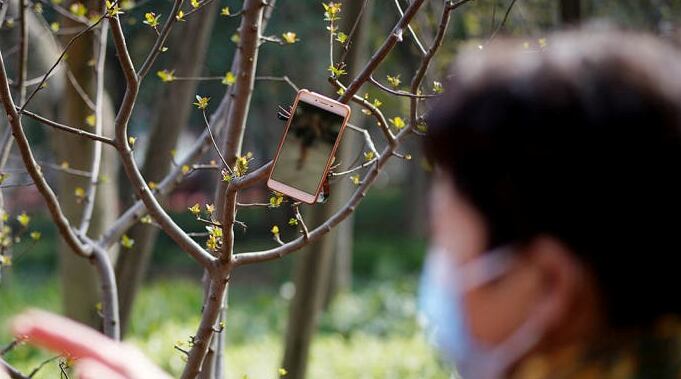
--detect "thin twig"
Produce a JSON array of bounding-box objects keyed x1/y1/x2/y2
[
  {"x1": 174, "y1": 345, "x2": 190, "y2": 357},
  {"x1": 38, "y1": 161, "x2": 92, "y2": 177},
  {"x1": 0, "y1": 50, "x2": 91, "y2": 258},
  {"x1": 36, "y1": 0, "x2": 89, "y2": 25},
  {"x1": 330, "y1": 158, "x2": 377, "y2": 177},
  {"x1": 79, "y1": 17, "x2": 109, "y2": 234},
  {"x1": 18, "y1": 8, "x2": 111, "y2": 114},
  {"x1": 77, "y1": 233, "x2": 120, "y2": 340},
  {"x1": 337, "y1": 0, "x2": 427, "y2": 104},
  {"x1": 0, "y1": 181, "x2": 35, "y2": 188},
  {"x1": 393, "y1": 0, "x2": 427, "y2": 56},
  {"x1": 17, "y1": 0, "x2": 28, "y2": 104},
  {"x1": 137, "y1": 0, "x2": 184, "y2": 78},
  {"x1": 182, "y1": 0, "x2": 217, "y2": 18},
  {"x1": 202, "y1": 110, "x2": 231, "y2": 174},
  {"x1": 0, "y1": 339, "x2": 20, "y2": 356},
  {"x1": 196, "y1": 217, "x2": 222, "y2": 228},
  {"x1": 409, "y1": 0, "x2": 471, "y2": 130},
  {"x1": 0, "y1": 357, "x2": 29, "y2": 379},
  {"x1": 167, "y1": 75, "x2": 298, "y2": 93},
  {"x1": 487, "y1": 0, "x2": 517, "y2": 44},
  {"x1": 66, "y1": 70, "x2": 96, "y2": 111},
  {"x1": 236, "y1": 202, "x2": 270, "y2": 207},
  {"x1": 27, "y1": 355, "x2": 61, "y2": 378},
  {"x1": 331, "y1": 78, "x2": 396, "y2": 145},
  {"x1": 19, "y1": 107, "x2": 116, "y2": 146},
  {"x1": 338, "y1": 0, "x2": 369, "y2": 63},
  {"x1": 255, "y1": 75, "x2": 299, "y2": 91},
  {"x1": 293, "y1": 203, "x2": 309, "y2": 241},
  {"x1": 369, "y1": 75, "x2": 437, "y2": 99}
]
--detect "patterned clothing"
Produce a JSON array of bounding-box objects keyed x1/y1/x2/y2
[{"x1": 511, "y1": 316, "x2": 681, "y2": 379}]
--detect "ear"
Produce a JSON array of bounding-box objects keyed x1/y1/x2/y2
[{"x1": 523, "y1": 236, "x2": 587, "y2": 336}]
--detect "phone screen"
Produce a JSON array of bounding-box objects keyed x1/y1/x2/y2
[{"x1": 270, "y1": 100, "x2": 345, "y2": 195}]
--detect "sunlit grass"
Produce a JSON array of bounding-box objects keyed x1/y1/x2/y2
[{"x1": 1, "y1": 276, "x2": 450, "y2": 378}]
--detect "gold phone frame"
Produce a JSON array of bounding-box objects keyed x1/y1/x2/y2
[{"x1": 267, "y1": 89, "x2": 352, "y2": 204}]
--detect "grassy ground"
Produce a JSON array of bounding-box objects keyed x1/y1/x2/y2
[
  {"x1": 0, "y1": 190, "x2": 450, "y2": 378},
  {"x1": 0, "y1": 275, "x2": 450, "y2": 379}
]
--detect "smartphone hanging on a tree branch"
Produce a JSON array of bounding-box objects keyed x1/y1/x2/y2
[{"x1": 268, "y1": 89, "x2": 351, "y2": 204}]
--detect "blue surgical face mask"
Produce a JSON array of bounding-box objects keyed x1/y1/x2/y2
[{"x1": 419, "y1": 246, "x2": 546, "y2": 379}]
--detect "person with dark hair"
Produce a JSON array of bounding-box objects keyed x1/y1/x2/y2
[{"x1": 419, "y1": 29, "x2": 681, "y2": 379}]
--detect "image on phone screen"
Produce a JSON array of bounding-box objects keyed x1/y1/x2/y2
[{"x1": 270, "y1": 100, "x2": 345, "y2": 196}]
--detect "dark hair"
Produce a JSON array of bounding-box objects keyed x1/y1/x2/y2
[{"x1": 425, "y1": 29, "x2": 681, "y2": 328}]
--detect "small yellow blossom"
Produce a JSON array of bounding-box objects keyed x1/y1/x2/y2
[
  {"x1": 17, "y1": 212, "x2": 30, "y2": 227},
  {"x1": 121, "y1": 234, "x2": 135, "y2": 249},
  {"x1": 188, "y1": 203, "x2": 201, "y2": 216}
]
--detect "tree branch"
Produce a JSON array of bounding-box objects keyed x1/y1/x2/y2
[
  {"x1": 18, "y1": 108, "x2": 116, "y2": 147},
  {"x1": 487, "y1": 0, "x2": 517, "y2": 43},
  {"x1": 79, "y1": 17, "x2": 110, "y2": 234},
  {"x1": 409, "y1": 0, "x2": 470, "y2": 129},
  {"x1": 109, "y1": 13, "x2": 216, "y2": 270},
  {"x1": 180, "y1": 277, "x2": 228, "y2": 379},
  {"x1": 97, "y1": 126, "x2": 215, "y2": 249},
  {"x1": 392, "y1": 0, "x2": 427, "y2": 56},
  {"x1": 233, "y1": 0, "x2": 462, "y2": 267},
  {"x1": 337, "y1": 0, "x2": 427, "y2": 104},
  {"x1": 137, "y1": 0, "x2": 184, "y2": 78},
  {"x1": 17, "y1": 0, "x2": 28, "y2": 104},
  {"x1": 0, "y1": 49, "x2": 90, "y2": 258},
  {"x1": 182, "y1": 0, "x2": 219, "y2": 18},
  {"x1": 255, "y1": 75, "x2": 299, "y2": 92},
  {"x1": 18, "y1": 12, "x2": 107, "y2": 114},
  {"x1": 78, "y1": 234, "x2": 120, "y2": 340},
  {"x1": 292, "y1": 203, "x2": 309, "y2": 241},
  {"x1": 331, "y1": 78, "x2": 396, "y2": 145},
  {"x1": 0, "y1": 357, "x2": 29, "y2": 379},
  {"x1": 202, "y1": 110, "x2": 231, "y2": 173},
  {"x1": 337, "y1": 0, "x2": 370, "y2": 64},
  {"x1": 36, "y1": 0, "x2": 89, "y2": 25},
  {"x1": 65, "y1": 70, "x2": 96, "y2": 111},
  {"x1": 369, "y1": 74, "x2": 436, "y2": 99},
  {"x1": 233, "y1": 133, "x2": 400, "y2": 266}
]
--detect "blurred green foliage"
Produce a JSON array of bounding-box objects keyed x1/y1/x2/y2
[
  {"x1": 0, "y1": 190, "x2": 441, "y2": 378},
  {"x1": 0, "y1": 277, "x2": 448, "y2": 379}
]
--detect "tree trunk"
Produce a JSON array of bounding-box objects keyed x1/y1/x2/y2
[
  {"x1": 560, "y1": 0, "x2": 581, "y2": 25},
  {"x1": 201, "y1": 2, "x2": 278, "y2": 377},
  {"x1": 114, "y1": 0, "x2": 220, "y2": 334},
  {"x1": 280, "y1": 206, "x2": 336, "y2": 379},
  {"x1": 55, "y1": 4, "x2": 119, "y2": 327}
]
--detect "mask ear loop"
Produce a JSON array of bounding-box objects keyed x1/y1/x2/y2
[{"x1": 454, "y1": 246, "x2": 516, "y2": 293}]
